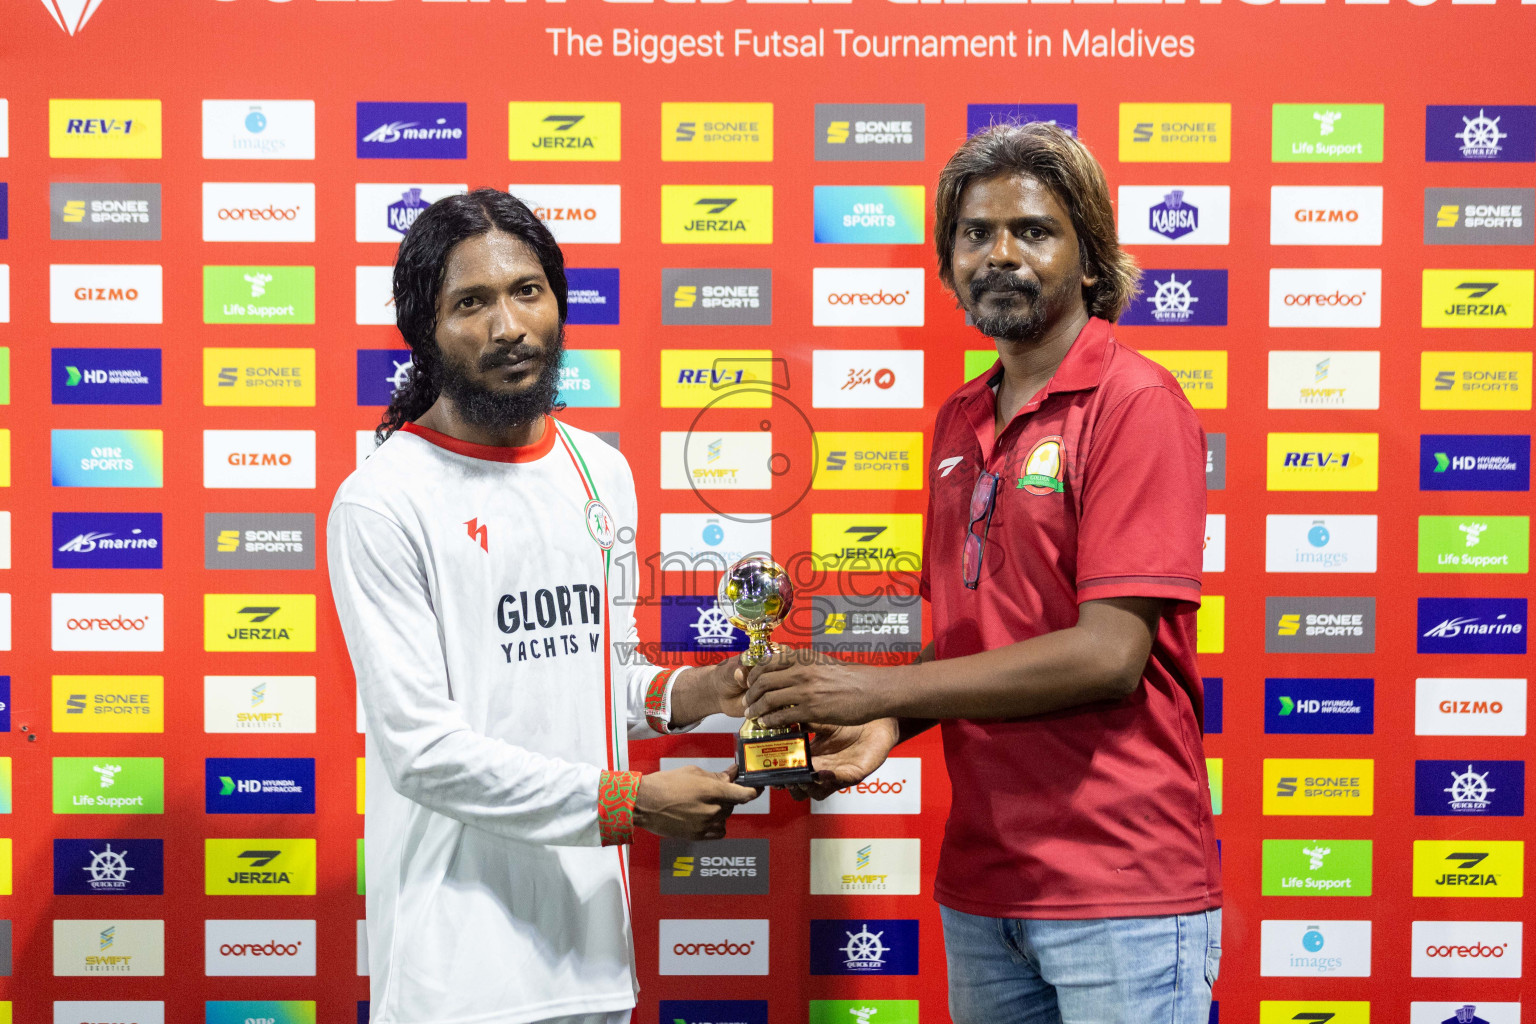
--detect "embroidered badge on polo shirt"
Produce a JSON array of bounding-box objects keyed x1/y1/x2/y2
[{"x1": 1017, "y1": 436, "x2": 1066, "y2": 494}]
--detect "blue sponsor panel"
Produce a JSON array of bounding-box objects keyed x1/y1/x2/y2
[
  {"x1": 53, "y1": 512, "x2": 163, "y2": 569},
  {"x1": 966, "y1": 104, "x2": 1078, "y2": 136},
  {"x1": 1119, "y1": 269, "x2": 1228, "y2": 326},
  {"x1": 1426, "y1": 105, "x2": 1536, "y2": 162},
  {"x1": 1418, "y1": 597, "x2": 1527, "y2": 655},
  {"x1": 1263, "y1": 678, "x2": 1374, "y2": 735},
  {"x1": 810, "y1": 919, "x2": 919, "y2": 975},
  {"x1": 357, "y1": 349, "x2": 413, "y2": 406},
  {"x1": 0, "y1": 182, "x2": 7, "y2": 239},
  {"x1": 205, "y1": 757, "x2": 316, "y2": 814},
  {"x1": 0, "y1": 676, "x2": 9, "y2": 732},
  {"x1": 53, "y1": 838, "x2": 164, "y2": 895},
  {"x1": 1419, "y1": 434, "x2": 1529, "y2": 492},
  {"x1": 357, "y1": 1003, "x2": 368, "y2": 1024},
  {"x1": 1203, "y1": 677, "x2": 1222, "y2": 734},
  {"x1": 660, "y1": 1001, "x2": 769, "y2": 1024},
  {"x1": 659, "y1": 596, "x2": 747, "y2": 654},
  {"x1": 1415, "y1": 759, "x2": 1525, "y2": 816},
  {"x1": 207, "y1": 1003, "x2": 317, "y2": 1024},
  {"x1": 565, "y1": 268, "x2": 620, "y2": 326},
  {"x1": 357, "y1": 102, "x2": 468, "y2": 159},
  {"x1": 52, "y1": 348, "x2": 162, "y2": 405}
]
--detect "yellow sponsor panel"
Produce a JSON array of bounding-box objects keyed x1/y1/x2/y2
[
  {"x1": 1422, "y1": 269, "x2": 1535, "y2": 329},
  {"x1": 357, "y1": 757, "x2": 365, "y2": 815},
  {"x1": 204, "y1": 594, "x2": 317, "y2": 653},
  {"x1": 205, "y1": 838, "x2": 317, "y2": 895},
  {"x1": 659, "y1": 349, "x2": 774, "y2": 409},
  {"x1": 50, "y1": 99, "x2": 162, "y2": 159},
  {"x1": 0, "y1": 839, "x2": 10, "y2": 895},
  {"x1": 508, "y1": 102, "x2": 621, "y2": 162},
  {"x1": 0, "y1": 430, "x2": 10, "y2": 487},
  {"x1": 1119, "y1": 103, "x2": 1231, "y2": 163},
  {"x1": 52, "y1": 676, "x2": 165, "y2": 733},
  {"x1": 1263, "y1": 758, "x2": 1374, "y2": 816},
  {"x1": 1196, "y1": 596, "x2": 1224, "y2": 654},
  {"x1": 811, "y1": 514, "x2": 923, "y2": 573},
  {"x1": 1259, "y1": 1003, "x2": 1369, "y2": 1024},
  {"x1": 1206, "y1": 758, "x2": 1222, "y2": 815},
  {"x1": 661, "y1": 103, "x2": 773, "y2": 162},
  {"x1": 202, "y1": 348, "x2": 317, "y2": 407},
  {"x1": 0, "y1": 1001, "x2": 10, "y2": 1024},
  {"x1": 813, "y1": 433, "x2": 924, "y2": 490},
  {"x1": 1266, "y1": 433, "x2": 1378, "y2": 492},
  {"x1": 1139, "y1": 351, "x2": 1228, "y2": 410},
  {"x1": 1413, "y1": 839, "x2": 1524, "y2": 898},
  {"x1": 661, "y1": 185, "x2": 773, "y2": 244},
  {"x1": 1420, "y1": 351, "x2": 1532, "y2": 411}
]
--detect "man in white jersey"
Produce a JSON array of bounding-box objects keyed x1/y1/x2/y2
[{"x1": 329, "y1": 189, "x2": 759, "y2": 1024}]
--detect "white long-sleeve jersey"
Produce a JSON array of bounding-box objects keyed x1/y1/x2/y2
[{"x1": 327, "y1": 417, "x2": 685, "y2": 1024}]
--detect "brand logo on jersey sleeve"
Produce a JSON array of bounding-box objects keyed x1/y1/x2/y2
[
  {"x1": 810, "y1": 920, "x2": 918, "y2": 976},
  {"x1": 513, "y1": 184, "x2": 622, "y2": 244},
  {"x1": 811, "y1": 515, "x2": 922, "y2": 572},
  {"x1": 1427, "y1": 105, "x2": 1536, "y2": 163},
  {"x1": 1420, "y1": 435, "x2": 1529, "y2": 492},
  {"x1": 658, "y1": 919, "x2": 769, "y2": 976},
  {"x1": 1422, "y1": 271, "x2": 1534, "y2": 329},
  {"x1": 968, "y1": 103, "x2": 1078, "y2": 137},
  {"x1": 1264, "y1": 758, "x2": 1374, "y2": 815},
  {"x1": 564, "y1": 269, "x2": 619, "y2": 326},
  {"x1": 50, "y1": 100, "x2": 161, "y2": 159},
  {"x1": 1415, "y1": 760, "x2": 1525, "y2": 817},
  {"x1": 663, "y1": 103, "x2": 772, "y2": 162},
  {"x1": 662, "y1": 268, "x2": 772, "y2": 326},
  {"x1": 1415, "y1": 678, "x2": 1526, "y2": 736},
  {"x1": 1411, "y1": 920, "x2": 1523, "y2": 978},
  {"x1": 52, "y1": 676, "x2": 163, "y2": 733},
  {"x1": 509, "y1": 102, "x2": 620, "y2": 162},
  {"x1": 1420, "y1": 352, "x2": 1532, "y2": 410},
  {"x1": 202, "y1": 184, "x2": 315, "y2": 243},
  {"x1": 203, "y1": 100, "x2": 315, "y2": 160},
  {"x1": 1261, "y1": 839, "x2": 1372, "y2": 897},
  {"x1": 1117, "y1": 186, "x2": 1230, "y2": 245},
  {"x1": 1265, "y1": 679, "x2": 1374, "y2": 735},
  {"x1": 50, "y1": 264, "x2": 162, "y2": 324},
  {"x1": 52, "y1": 348, "x2": 161, "y2": 405},
  {"x1": 1417, "y1": 598, "x2": 1526, "y2": 654},
  {"x1": 52, "y1": 919, "x2": 165, "y2": 976},
  {"x1": 51, "y1": 182, "x2": 161, "y2": 241},
  {"x1": 204, "y1": 595, "x2": 316, "y2": 653},
  {"x1": 811, "y1": 758, "x2": 921, "y2": 815},
  {"x1": 1272, "y1": 104, "x2": 1384, "y2": 162},
  {"x1": 1119, "y1": 103, "x2": 1230, "y2": 162},
  {"x1": 53, "y1": 839, "x2": 164, "y2": 896},
  {"x1": 813, "y1": 186, "x2": 924, "y2": 244},
  {"x1": 1267, "y1": 434, "x2": 1378, "y2": 491},
  {"x1": 1425, "y1": 188, "x2": 1534, "y2": 246},
  {"x1": 52, "y1": 757, "x2": 164, "y2": 814},
  {"x1": 204, "y1": 840, "x2": 317, "y2": 895},
  {"x1": 816, "y1": 103, "x2": 924, "y2": 161},
  {"x1": 661, "y1": 186, "x2": 771, "y2": 244},
  {"x1": 1120, "y1": 270, "x2": 1227, "y2": 326},
  {"x1": 203, "y1": 430, "x2": 316, "y2": 489},
  {"x1": 1138, "y1": 350, "x2": 1226, "y2": 407},
  {"x1": 1418, "y1": 516, "x2": 1529, "y2": 574},
  {"x1": 356, "y1": 102, "x2": 466, "y2": 159}
]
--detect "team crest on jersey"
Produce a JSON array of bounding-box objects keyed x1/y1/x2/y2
[
  {"x1": 1018, "y1": 436, "x2": 1066, "y2": 494},
  {"x1": 585, "y1": 499, "x2": 617, "y2": 550}
]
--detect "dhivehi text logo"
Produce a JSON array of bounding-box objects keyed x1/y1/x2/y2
[
  {"x1": 52, "y1": 676, "x2": 163, "y2": 733},
  {"x1": 1261, "y1": 839, "x2": 1373, "y2": 897},
  {"x1": 662, "y1": 103, "x2": 773, "y2": 162},
  {"x1": 1139, "y1": 350, "x2": 1227, "y2": 409},
  {"x1": 658, "y1": 919, "x2": 769, "y2": 976},
  {"x1": 1413, "y1": 841, "x2": 1524, "y2": 898},
  {"x1": 204, "y1": 595, "x2": 317, "y2": 653},
  {"x1": 204, "y1": 839, "x2": 317, "y2": 895},
  {"x1": 509, "y1": 102, "x2": 620, "y2": 162},
  {"x1": 50, "y1": 99, "x2": 162, "y2": 159},
  {"x1": 1118, "y1": 103, "x2": 1230, "y2": 162},
  {"x1": 1420, "y1": 352, "x2": 1531, "y2": 411},
  {"x1": 662, "y1": 186, "x2": 772, "y2": 244},
  {"x1": 1272, "y1": 104, "x2": 1384, "y2": 163},
  {"x1": 812, "y1": 350, "x2": 923, "y2": 409},
  {"x1": 1422, "y1": 271, "x2": 1534, "y2": 329},
  {"x1": 1417, "y1": 516, "x2": 1529, "y2": 574},
  {"x1": 1263, "y1": 758, "x2": 1373, "y2": 815},
  {"x1": 1267, "y1": 433, "x2": 1378, "y2": 492}
]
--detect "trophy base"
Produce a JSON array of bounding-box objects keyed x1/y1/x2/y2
[{"x1": 735, "y1": 729, "x2": 816, "y2": 789}]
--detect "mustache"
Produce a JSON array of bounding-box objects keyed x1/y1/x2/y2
[
  {"x1": 969, "y1": 272, "x2": 1041, "y2": 303},
  {"x1": 478, "y1": 345, "x2": 544, "y2": 372}
]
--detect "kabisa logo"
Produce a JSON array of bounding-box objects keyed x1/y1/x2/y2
[
  {"x1": 50, "y1": 264, "x2": 163, "y2": 325},
  {"x1": 815, "y1": 103, "x2": 925, "y2": 162},
  {"x1": 658, "y1": 919, "x2": 769, "y2": 976},
  {"x1": 202, "y1": 100, "x2": 316, "y2": 160},
  {"x1": 1260, "y1": 838, "x2": 1373, "y2": 897},
  {"x1": 513, "y1": 183, "x2": 622, "y2": 244},
  {"x1": 508, "y1": 102, "x2": 621, "y2": 162},
  {"x1": 1409, "y1": 1004, "x2": 1513, "y2": 1024},
  {"x1": 1417, "y1": 516, "x2": 1529, "y2": 574},
  {"x1": 1421, "y1": 271, "x2": 1534, "y2": 329},
  {"x1": 1258, "y1": 920, "x2": 1371, "y2": 977},
  {"x1": 661, "y1": 1001, "x2": 769, "y2": 1024},
  {"x1": 1424, "y1": 188, "x2": 1535, "y2": 247},
  {"x1": 810, "y1": 920, "x2": 918, "y2": 976},
  {"x1": 202, "y1": 183, "x2": 316, "y2": 244},
  {"x1": 1266, "y1": 597, "x2": 1376, "y2": 654},
  {"x1": 203, "y1": 429, "x2": 317, "y2": 489},
  {"x1": 1415, "y1": 678, "x2": 1525, "y2": 737},
  {"x1": 1267, "y1": 269, "x2": 1382, "y2": 329},
  {"x1": 659, "y1": 839, "x2": 771, "y2": 895},
  {"x1": 1264, "y1": 679, "x2": 1375, "y2": 735},
  {"x1": 565, "y1": 268, "x2": 620, "y2": 326},
  {"x1": 354, "y1": 183, "x2": 467, "y2": 243},
  {"x1": 663, "y1": 268, "x2": 773, "y2": 327},
  {"x1": 1414, "y1": 841, "x2": 1524, "y2": 898},
  {"x1": 52, "y1": 348, "x2": 161, "y2": 406},
  {"x1": 812, "y1": 268, "x2": 924, "y2": 328},
  {"x1": 1412, "y1": 921, "x2": 1523, "y2": 979},
  {"x1": 1420, "y1": 351, "x2": 1531, "y2": 411},
  {"x1": 1420, "y1": 434, "x2": 1529, "y2": 492},
  {"x1": 813, "y1": 186, "x2": 924, "y2": 245},
  {"x1": 1414, "y1": 760, "x2": 1525, "y2": 817},
  {"x1": 204, "y1": 595, "x2": 317, "y2": 653},
  {"x1": 49, "y1": 99, "x2": 161, "y2": 159},
  {"x1": 1272, "y1": 104, "x2": 1385, "y2": 163},
  {"x1": 205, "y1": 840, "x2": 317, "y2": 895},
  {"x1": 968, "y1": 103, "x2": 1078, "y2": 137},
  {"x1": 52, "y1": 674, "x2": 164, "y2": 734},
  {"x1": 1263, "y1": 758, "x2": 1373, "y2": 815},
  {"x1": 206, "y1": 758, "x2": 315, "y2": 815},
  {"x1": 1426, "y1": 105, "x2": 1536, "y2": 163},
  {"x1": 811, "y1": 515, "x2": 922, "y2": 573},
  {"x1": 1417, "y1": 598, "x2": 1526, "y2": 655},
  {"x1": 812, "y1": 350, "x2": 923, "y2": 409},
  {"x1": 662, "y1": 103, "x2": 773, "y2": 161},
  {"x1": 52, "y1": 756, "x2": 164, "y2": 814},
  {"x1": 1149, "y1": 189, "x2": 1198, "y2": 239},
  {"x1": 1119, "y1": 270, "x2": 1227, "y2": 326},
  {"x1": 50, "y1": 182, "x2": 161, "y2": 241},
  {"x1": 51, "y1": 593, "x2": 164, "y2": 653},
  {"x1": 205, "y1": 513, "x2": 315, "y2": 572},
  {"x1": 1266, "y1": 434, "x2": 1378, "y2": 492},
  {"x1": 660, "y1": 596, "x2": 746, "y2": 654},
  {"x1": 662, "y1": 185, "x2": 773, "y2": 244},
  {"x1": 814, "y1": 432, "x2": 923, "y2": 491},
  {"x1": 1117, "y1": 186, "x2": 1231, "y2": 246},
  {"x1": 1118, "y1": 103, "x2": 1231, "y2": 162},
  {"x1": 53, "y1": 838, "x2": 164, "y2": 895},
  {"x1": 356, "y1": 102, "x2": 467, "y2": 159},
  {"x1": 356, "y1": 350, "x2": 414, "y2": 406},
  {"x1": 206, "y1": 920, "x2": 317, "y2": 977}
]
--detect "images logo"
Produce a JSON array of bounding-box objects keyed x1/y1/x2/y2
[
  {"x1": 1261, "y1": 839, "x2": 1373, "y2": 897},
  {"x1": 52, "y1": 675, "x2": 163, "y2": 733},
  {"x1": 662, "y1": 268, "x2": 773, "y2": 326},
  {"x1": 657, "y1": 514, "x2": 771, "y2": 567},
  {"x1": 52, "y1": 348, "x2": 161, "y2": 406},
  {"x1": 1420, "y1": 435, "x2": 1529, "y2": 492},
  {"x1": 356, "y1": 350, "x2": 413, "y2": 406},
  {"x1": 659, "y1": 350, "x2": 774, "y2": 409},
  {"x1": 353, "y1": 183, "x2": 467, "y2": 243},
  {"x1": 51, "y1": 182, "x2": 161, "y2": 241},
  {"x1": 205, "y1": 839, "x2": 317, "y2": 895},
  {"x1": 51, "y1": 593, "x2": 163, "y2": 652},
  {"x1": 1415, "y1": 760, "x2": 1525, "y2": 817},
  {"x1": 1425, "y1": 188, "x2": 1534, "y2": 246},
  {"x1": 660, "y1": 432, "x2": 774, "y2": 490},
  {"x1": 514, "y1": 183, "x2": 622, "y2": 244},
  {"x1": 203, "y1": 348, "x2": 316, "y2": 407},
  {"x1": 205, "y1": 920, "x2": 317, "y2": 976},
  {"x1": 1426, "y1": 105, "x2": 1536, "y2": 163},
  {"x1": 1267, "y1": 351, "x2": 1380, "y2": 410},
  {"x1": 1263, "y1": 758, "x2": 1373, "y2": 815},
  {"x1": 49, "y1": 264, "x2": 162, "y2": 324},
  {"x1": 50, "y1": 99, "x2": 161, "y2": 159},
  {"x1": 356, "y1": 102, "x2": 467, "y2": 159},
  {"x1": 204, "y1": 595, "x2": 317, "y2": 653},
  {"x1": 1116, "y1": 186, "x2": 1230, "y2": 245},
  {"x1": 662, "y1": 103, "x2": 772, "y2": 162},
  {"x1": 1270, "y1": 186, "x2": 1384, "y2": 245},
  {"x1": 1422, "y1": 271, "x2": 1535, "y2": 329},
  {"x1": 1272, "y1": 104, "x2": 1384, "y2": 162},
  {"x1": 813, "y1": 186, "x2": 924, "y2": 245},
  {"x1": 1258, "y1": 920, "x2": 1371, "y2": 977},
  {"x1": 1411, "y1": 920, "x2": 1523, "y2": 978},
  {"x1": 810, "y1": 839, "x2": 921, "y2": 895},
  {"x1": 816, "y1": 103, "x2": 924, "y2": 162},
  {"x1": 1268, "y1": 269, "x2": 1381, "y2": 328},
  {"x1": 810, "y1": 920, "x2": 918, "y2": 976},
  {"x1": 658, "y1": 919, "x2": 769, "y2": 976},
  {"x1": 1418, "y1": 516, "x2": 1529, "y2": 574},
  {"x1": 206, "y1": 758, "x2": 316, "y2": 814},
  {"x1": 203, "y1": 183, "x2": 315, "y2": 243},
  {"x1": 52, "y1": 756, "x2": 164, "y2": 814},
  {"x1": 1267, "y1": 434, "x2": 1378, "y2": 491},
  {"x1": 658, "y1": 839, "x2": 770, "y2": 895},
  {"x1": 1119, "y1": 270, "x2": 1228, "y2": 326},
  {"x1": 1417, "y1": 598, "x2": 1526, "y2": 655},
  {"x1": 203, "y1": 429, "x2": 317, "y2": 489},
  {"x1": 968, "y1": 103, "x2": 1078, "y2": 137},
  {"x1": 812, "y1": 268, "x2": 924, "y2": 327},
  {"x1": 205, "y1": 513, "x2": 314, "y2": 572},
  {"x1": 202, "y1": 100, "x2": 316, "y2": 160},
  {"x1": 1138, "y1": 350, "x2": 1227, "y2": 408},
  {"x1": 203, "y1": 265, "x2": 316, "y2": 325},
  {"x1": 814, "y1": 433, "x2": 922, "y2": 491},
  {"x1": 1265, "y1": 679, "x2": 1374, "y2": 735},
  {"x1": 1119, "y1": 103, "x2": 1230, "y2": 162},
  {"x1": 810, "y1": 758, "x2": 921, "y2": 815},
  {"x1": 1414, "y1": 678, "x2": 1526, "y2": 737},
  {"x1": 508, "y1": 102, "x2": 620, "y2": 161},
  {"x1": 53, "y1": 839, "x2": 164, "y2": 895},
  {"x1": 811, "y1": 515, "x2": 922, "y2": 573},
  {"x1": 1420, "y1": 352, "x2": 1531, "y2": 410}
]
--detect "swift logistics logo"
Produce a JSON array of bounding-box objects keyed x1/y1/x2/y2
[
  {"x1": 205, "y1": 920, "x2": 317, "y2": 976},
  {"x1": 513, "y1": 184, "x2": 621, "y2": 244},
  {"x1": 202, "y1": 183, "x2": 316, "y2": 243},
  {"x1": 660, "y1": 432, "x2": 774, "y2": 490},
  {"x1": 508, "y1": 102, "x2": 620, "y2": 161},
  {"x1": 355, "y1": 183, "x2": 467, "y2": 242},
  {"x1": 356, "y1": 102, "x2": 466, "y2": 159},
  {"x1": 1422, "y1": 271, "x2": 1535, "y2": 329},
  {"x1": 51, "y1": 182, "x2": 161, "y2": 241},
  {"x1": 564, "y1": 268, "x2": 620, "y2": 326},
  {"x1": 969, "y1": 103, "x2": 1078, "y2": 137},
  {"x1": 1258, "y1": 920, "x2": 1372, "y2": 977},
  {"x1": 663, "y1": 268, "x2": 772, "y2": 326},
  {"x1": 812, "y1": 350, "x2": 923, "y2": 408},
  {"x1": 810, "y1": 920, "x2": 918, "y2": 976},
  {"x1": 659, "y1": 838, "x2": 770, "y2": 895},
  {"x1": 1425, "y1": 188, "x2": 1534, "y2": 246},
  {"x1": 1267, "y1": 351, "x2": 1380, "y2": 410},
  {"x1": 812, "y1": 268, "x2": 924, "y2": 327},
  {"x1": 1270, "y1": 186, "x2": 1384, "y2": 245},
  {"x1": 1118, "y1": 103, "x2": 1230, "y2": 162},
  {"x1": 49, "y1": 264, "x2": 162, "y2": 324},
  {"x1": 661, "y1": 186, "x2": 771, "y2": 244},
  {"x1": 1272, "y1": 104, "x2": 1384, "y2": 162},
  {"x1": 53, "y1": 839, "x2": 164, "y2": 895},
  {"x1": 1268, "y1": 269, "x2": 1381, "y2": 328},
  {"x1": 659, "y1": 349, "x2": 775, "y2": 408},
  {"x1": 1261, "y1": 839, "x2": 1372, "y2": 897},
  {"x1": 1116, "y1": 186, "x2": 1231, "y2": 245},
  {"x1": 1420, "y1": 435, "x2": 1529, "y2": 492},
  {"x1": 1420, "y1": 352, "x2": 1532, "y2": 410},
  {"x1": 1138, "y1": 350, "x2": 1227, "y2": 408},
  {"x1": 1417, "y1": 598, "x2": 1526, "y2": 655},
  {"x1": 811, "y1": 515, "x2": 922, "y2": 573},
  {"x1": 556, "y1": 350, "x2": 620, "y2": 407},
  {"x1": 1266, "y1": 434, "x2": 1379, "y2": 491},
  {"x1": 658, "y1": 919, "x2": 769, "y2": 976},
  {"x1": 1418, "y1": 516, "x2": 1529, "y2": 574},
  {"x1": 202, "y1": 100, "x2": 316, "y2": 160},
  {"x1": 51, "y1": 348, "x2": 161, "y2": 405},
  {"x1": 52, "y1": 919, "x2": 165, "y2": 976},
  {"x1": 1411, "y1": 920, "x2": 1523, "y2": 979},
  {"x1": 206, "y1": 513, "x2": 315, "y2": 571},
  {"x1": 1426, "y1": 105, "x2": 1536, "y2": 162},
  {"x1": 204, "y1": 595, "x2": 317, "y2": 653},
  {"x1": 662, "y1": 103, "x2": 773, "y2": 161},
  {"x1": 206, "y1": 758, "x2": 316, "y2": 814},
  {"x1": 1413, "y1": 841, "x2": 1524, "y2": 897},
  {"x1": 816, "y1": 103, "x2": 924, "y2": 161},
  {"x1": 810, "y1": 839, "x2": 921, "y2": 895},
  {"x1": 813, "y1": 186, "x2": 924, "y2": 244},
  {"x1": 204, "y1": 839, "x2": 317, "y2": 895},
  {"x1": 1264, "y1": 679, "x2": 1374, "y2": 735},
  {"x1": 203, "y1": 265, "x2": 316, "y2": 324},
  {"x1": 1415, "y1": 760, "x2": 1525, "y2": 817},
  {"x1": 52, "y1": 675, "x2": 164, "y2": 733},
  {"x1": 1119, "y1": 270, "x2": 1228, "y2": 326},
  {"x1": 204, "y1": 349, "x2": 316, "y2": 406},
  {"x1": 51, "y1": 593, "x2": 163, "y2": 651},
  {"x1": 204, "y1": 676, "x2": 318, "y2": 734},
  {"x1": 52, "y1": 757, "x2": 164, "y2": 814},
  {"x1": 1414, "y1": 678, "x2": 1527, "y2": 737},
  {"x1": 1264, "y1": 758, "x2": 1374, "y2": 815},
  {"x1": 814, "y1": 433, "x2": 923, "y2": 490},
  {"x1": 50, "y1": 99, "x2": 161, "y2": 159}
]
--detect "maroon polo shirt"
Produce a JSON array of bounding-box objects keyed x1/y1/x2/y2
[{"x1": 920, "y1": 316, "x2": 1221, "y2": 919}]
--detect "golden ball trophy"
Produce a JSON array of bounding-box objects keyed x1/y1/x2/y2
[{"x1": 718, "y1": 555, "x2": 817, "y2": 787}]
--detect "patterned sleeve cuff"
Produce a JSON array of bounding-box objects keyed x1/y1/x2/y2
[
  {"x1": 644, "y1": 667, "x2": 683, "y2": 735},
  {"x1": 598, "y1": 769, "x2": 642, "y2": 847}
]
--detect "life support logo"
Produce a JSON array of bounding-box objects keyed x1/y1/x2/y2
[
  {"x1": 1018, "y1": 436, "x2": 1065, "y2": 494},
  {"x1": 584, "y1": 500, "x2": 616, "y2": 551}
]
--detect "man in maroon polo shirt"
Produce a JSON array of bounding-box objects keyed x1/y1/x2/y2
[{"x1": 741, "y1": 122, "x2": 1221, "y2": 1022}]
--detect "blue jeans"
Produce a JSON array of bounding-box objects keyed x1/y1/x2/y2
[{"x1": 941, "y1": 905, "x2": 1221, "y2": 1024}]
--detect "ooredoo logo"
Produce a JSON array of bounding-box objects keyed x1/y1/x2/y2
[
  {"x1": 1411, "y1": 920, "x2": 1522, "y2": 977},
  {"x1": 52, "y1": 594, "x2": 164, "y2": 652},
  {"x1": 204, "y1": 919, "x2": 316, "y2": 976},
  {"x1": 203, "y1": 430, "x2": 316, "y2": 490},
  {"x1": 202, "y1": 183, "x2": 316, "y2": 243},
  {"x1": 811, "y1": 758, "x2": 921, "y2": 815},
  {"x1": 813, "y1": 268, "x2": 924, "y2": 327},
  {"x1": 1269, "y1": 269, "x2": 1382, "y2": 328},
  {"x1": 658, "y1": 919, "x2": 769, "y2": 976}
]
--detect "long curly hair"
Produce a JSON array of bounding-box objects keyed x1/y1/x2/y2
[{"x1": 376, "y1": 188, "x2": 569, "y2": 443}]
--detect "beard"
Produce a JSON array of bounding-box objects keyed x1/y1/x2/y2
[
  {"x1": 963, "y1": 269, "x2": 1079, "y2": 343},
  {"x1": 436, "y1": 326, "x2": 566, "y2": 430}
]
